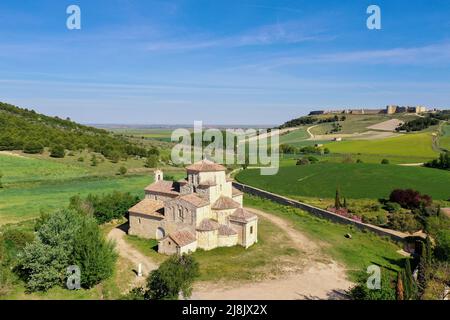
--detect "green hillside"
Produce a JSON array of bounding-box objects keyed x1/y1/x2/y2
[{"x1": 0, "y1": 102, "x2": 149, "y2": 159}]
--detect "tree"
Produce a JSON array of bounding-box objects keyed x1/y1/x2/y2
[
  {"x1": 144, "y1": 155, "x2": 159, "y2": 168},
  {"x1": 417, "y1": 242, "x2": 429, "y2": 296},
  {"x1": 18, "y1": 209, "x2": 116, "y2": 292},
  {"x1": 0, "y1": 171, "x2": 3, "y2": 188},
  {"x1": 335, "y1": 187, "x2": 342, "y2": 209},
  {"x1": 145, "y1": 254, "x2": 199, "y2": 300},
  {"x1": 91, "y1": 154, "x2": 98, "y2": 167},
  {"x1": 381, "y1": 159, "x2": 390, "y2": 164},
  {"x1": 403, "y1": 258, "x2": 417, "y2": 299},
  {"x1": 72, "y1": 217, "x2": 116, "y2": 288},
  {"x1": 117, "y1": 166, "x2": 127, "y2": 175},
  {"x1": 50, "y1": 145, "x2": 65, "y2": 158},
  {"x1": 348, "y1": 268, "x2": 396, "y2": 300},
  {"x1": 396, "y1": 271, "x2": 404, "y2": 300},
  {"x1": 23, "y1": 141, "x2": 44, "y2": 154}
]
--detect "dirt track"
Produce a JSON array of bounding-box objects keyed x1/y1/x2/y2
[{"x1": 191, "y1": 209, "x2": 352, "y2": 300}]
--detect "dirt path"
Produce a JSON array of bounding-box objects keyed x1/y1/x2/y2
[
  {"x1": 191, "y1": 209, "x2": 353, "y2": 300},
  {"x1": 107, "y1": 227, "x2": 158, "y2": 287},
  {"x1": 306, "y1": 125, "x2": 318, "y2": 139}
]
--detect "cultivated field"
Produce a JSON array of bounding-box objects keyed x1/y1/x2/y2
[
  {"x1": 236, "y1": 163, "x2": 450, "y2": 200},
  {"x1": 325, "y1": 132, "x2": 438, "y2": 161}
]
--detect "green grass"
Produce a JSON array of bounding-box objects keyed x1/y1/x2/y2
[
  {"x1": 439, "y1": 124, "x2": 450, "y2": 151},
  {"x1": 325, "y1": 132, "x2": 438, "y2": 160},
  {"x1": 236, "y1": 163, "x2": 450, "y2": 200},
  {"x1": 280, "y1": 153, "x2": 432, "y2": 165},
  {"x1": 0, "y1": 153, "x2": 89, "y2": 185},
  {"x1": 0, "y1": 175, "x2": 154, "y2": 225},
  {"x1": 110, "y1": 128, "x2": 176, "y2": 142},
  {"x1": 244, "y1": 196, "x2": 404, "y2": 279},
  {"x1": 123, "y1": 217, "x2": 302, "y2": 282}
]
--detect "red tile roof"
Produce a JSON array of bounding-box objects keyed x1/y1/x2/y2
[
  {"x1": 178, "y1": 193, "x2": 209, "y2": 208},
  {"x1": 145, "y1": 180, "x2": 179, "y2": 197},
  {"x1": 186, "y1": 159, "x2": 226, "y2": 172},
  {"x1": 229, "y1": 208, "x2": 258, "y2": 223},
  {"x1": 128, "y1": 199, "x2": 164, "y2": 217},
  {"x1": 218, "y1": 224, "x2": 238, "y2": 236},
  {"x1": 168, "y1": 230, "x2": 197, "y2": 247},
  {"x1": 232, "y1": 187, "x2": 244, "y2": 196},
  {"x1": 212, "y1": 196, "x2": 241, "y2": 210},
  {"x1": 196, "y1": 219, "x2": 220, "y2": 231}
]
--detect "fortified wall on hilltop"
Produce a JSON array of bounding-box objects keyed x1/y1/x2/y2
[{"x1": 309, "y1": 105, "x2": 427, "y2": 116}]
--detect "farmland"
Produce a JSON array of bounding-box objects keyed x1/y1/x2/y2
[
  {"x1": 325, "y1": 132, "x2": 438, "y2": 161},
  {"x1": 236, "y1": 163, "x2": 450, "y2": 200}
]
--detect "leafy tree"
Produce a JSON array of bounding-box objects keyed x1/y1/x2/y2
[
  {"x1": 90, "y1": 154, "x2": 98, "y2": 167},
  {"x1": 72, "y1": 217, "x2": 116, "y2": 288},
  {"x1": 23, "y1": 141, "x2": 44, "y2": 154},
  {"x1": 417, "y1": 242, "x2": 429, "y2": 296},
  {"x1": 334, "y1": 188, "x2": 342, "y2": 209},
  {"x1": 144, "y1": 254, "x2": 199, "y2": 300},
  {"x1": 424, "y1": 152, "x2": 450, "y2": 170},
  {"x1": 17, "y1": 210, "x2": 82, "y2": 292},
  {"x1": 144, "y1": 155, "x2": 159, "y2": 168},
  {"x1": 50, "y1": 145, "x2": 65, "y2": 158},
  {"x1": 389, "y1": 189, "x2": 432, "y2": 209},
  {"x1": 118, "y1": 166, "x2": 127, "y2": 175},
  {"x1": 17, "y1": 209, "x2": 116, "y2": 292}
]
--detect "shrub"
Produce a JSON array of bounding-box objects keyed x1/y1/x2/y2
[
  {"x1": 69, "y1": 191, "x2": 140, "y2": 224},
  {"x1": 296, "y1": 158, "x2": 310, "y2": 166},
  {"x1": 144, "y1": 254, "x2": 199, "y2": 300},
  {"x1": 348, "y1": 268, "x2": 396, "y2": 300},
  {"x1": 77, "y1": 157, "x2": 84, "y2": 162},
  {"x1": 324, "y1": 148, "x2": 330, "y2": 154},
  {"x1": 388, "y1": 213, "x2": 422, "y2": 233},
  {"x1": 145, "y1": 155, "x2": 159, "y2": 168},
  {"x1": 118, "y1": 166, "x2": 127, "y2": 175},
  {"x1": 381, "y1": 159, "x2": 390, "y2": 164},
  {"x1": 384, "y1": 202, "x2": 402, "y2": 213},
  {"x1": 23, "y1": 141, "x2": 44, "y2": 154},
  {"x1": 0, "y1": 171, "x2": 3, "y2": 188},
  {"x1": 389, "y1": 189, "x2": 432, "y2": 209},
  {"x1": 17, "y1": 209, "x2": 116, "y2": 292},
  {"x1": 50, "y1": 145, "x2": 65, "y2": 158}
]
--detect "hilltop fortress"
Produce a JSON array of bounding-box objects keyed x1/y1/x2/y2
[
  {"x1": 309, "y1": 105, "x2": 427, "y2": 116},
  {"x1": 128, "y1": 160, "x2": 258, "y2": 255}
]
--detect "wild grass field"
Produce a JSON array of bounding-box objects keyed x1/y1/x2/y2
[
  {"x1": 109, "y1": 128, "x2": 176, "y2": 142},
  {"x1": 244, "y1": 196, "x2": 404, "y2": 279},
  {"x1": 236, "y1": 163, "x2": 450, "y2": 200},
  {"x1": 325, "y1": 132, "x2": 438, "y2": 161},
  {"x1": 0, "y1": 152, "x2": 184, "y2": 225}
]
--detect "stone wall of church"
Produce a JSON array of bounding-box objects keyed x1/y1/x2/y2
[
  {"x1": 243, "y1": 220, "x2": 258, "y2": 248},
  {"x1": 196, "y1": 230, "x2": 218, "y2": 250},
  {"x1": 218, "y1": 234, "x2": 238, "y2": 247},
  {"x1": 232, "y1": 194, "x2": 243, "y2": 207},
  {"x1": 128, "y1": 213, "x2": 163, "y2": 239}
]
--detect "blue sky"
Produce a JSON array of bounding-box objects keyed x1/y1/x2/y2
[{"x1": 0, "y1": 0, "x2": 449, "y2": 125}]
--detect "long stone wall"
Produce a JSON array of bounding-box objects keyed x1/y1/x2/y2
[{"x1": 233, "y1": 182, "x2": 408, "y2": 243}]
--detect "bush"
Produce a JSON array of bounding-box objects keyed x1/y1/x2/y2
[
  {"x1": 324, "y1": 148, "x2": 330, "y2": 154},
  {"x1": 77, "y1": 157, "x2": 84, "y2": 162},
  {"x1": 144, "y1": 254, "x2": 199, "y2": 300},
  {"x1": 117, "y1": 166, "x2": 127, "y2": 175},
  {"x1": 23, "y1": 141, "x2": 44, "y2": 154},
  {"x1": 384, "y1": 202, "x2": 402, "y2": 213},
  {"x1": 17, "y1": 209, "x2": 116, "y2": 292},
  {"x1": 145, "y1": 155, "x2": 159, "y2": 168},
  {"x1": 388, "y1": 213, "x2": 422, "y2": 233},
  {"x1": 50, "y1": 145, "x2": 65, "y2": 158},
  {"x1": 0, "y1": 171, "x2": 3, "y2": 188},
  {"x1": 381, "y1": 159, "x2": 390, "y2": 165},
  {"x1": 389, "y1": 189, "x2": 432, "y2": 209},
  {"x1": 348, "y1": 268, "x2": 396, "y2": 300},
  {"x1": 296, "y1": 158, "x2": 310, "y2": 166},
  {"x1": 69, "y1": 191, "x2": 140, "y2": 224}
]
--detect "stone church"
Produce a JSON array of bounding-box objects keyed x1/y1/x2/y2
[{"x1": 128, "y1": 159, "x2": 258, "y2": 255}]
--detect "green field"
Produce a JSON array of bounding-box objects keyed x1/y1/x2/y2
[
  {"x1": 0, "y1": 152, "x2": 185, "y2": 225},
  {"x1": 236, "y1": 163, "x2": 450, "y2": 200},
  {"x1": 110, "y1": 128, "x2": 176, "y2": 142},
  {"x1": 439, "y1": 124, "x2": 450, "y2": 151},
  {"x1": 245, "y1": 196, "x2": 403, "y2": 278},
  {"x1": 325, "y1": 132, "x2": 438, "y2": 161}
]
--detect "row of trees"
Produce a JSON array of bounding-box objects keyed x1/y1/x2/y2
[
  {"x1": 395, "y1": 117, "x2": 439, "y2": 132},
  {"x1": 424, "y1": 152, "x2": 450, "y2": 170},
  {"x1": 280, "y1": 144, "x2": 330, "y2": 155},
  {"x1": 279, "y1": 114, "x2": 345, "y2": 129}
]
